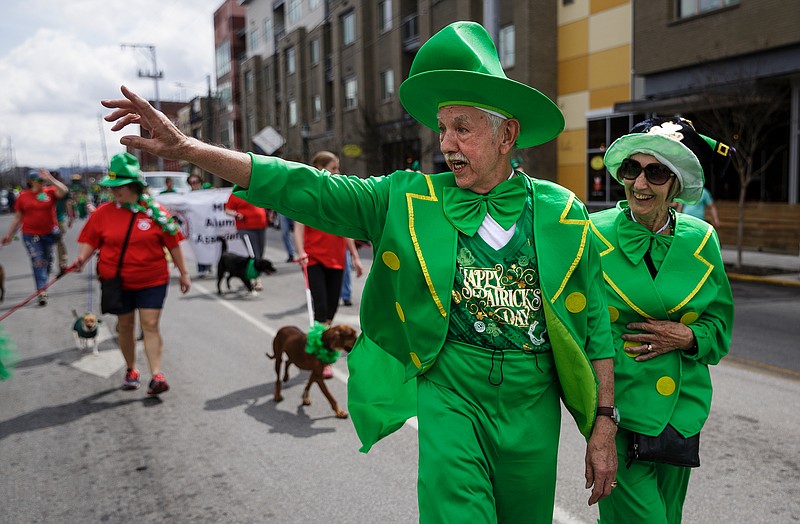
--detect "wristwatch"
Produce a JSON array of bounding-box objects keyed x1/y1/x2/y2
[{"x1": 596, "y1": 406, "x2": 620, "y2": 425}]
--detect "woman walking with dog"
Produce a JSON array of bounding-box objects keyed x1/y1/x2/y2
[
  {"x1": 293, "y1": 151, "x2": 364, "y2": 324},
  {"x1": 72, "y1": 152, "x2": 191, "y2": 395},
  {"x1": 1, "y1": 168, "x2": 69, "y2": 306}
]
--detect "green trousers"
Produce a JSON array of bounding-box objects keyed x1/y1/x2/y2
[
  {"x1": 598, "y1": 429, "x2": 692, "y2": 524},
  {"x1": 417, "y1": 340, "x2": 561, "y2": 524}
]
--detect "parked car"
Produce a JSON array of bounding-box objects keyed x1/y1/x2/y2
[
  {"x1": 0, "y1": 189, "x2": 8, "y2": 213},
  {"x1": 142, "y1": 172, "x2": 191, "y2": 195}
]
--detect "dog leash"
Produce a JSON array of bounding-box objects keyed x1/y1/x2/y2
[
  {"x1": 0, "y1": 261, "x2": 79, "y2": 322},
  {"x1": 300, "y1": 262, "x2": 315, "y2": 328},
  {"x1": 87, "y1": 254, "x2": 94, "y2": 313}
]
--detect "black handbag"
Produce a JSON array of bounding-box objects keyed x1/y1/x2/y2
[
  {"x1": 100, "y1": 213, "x2": 136, "y2": 314},
  {"x1": 626, "y1": 424, "x2": 700, "y2": 468}
]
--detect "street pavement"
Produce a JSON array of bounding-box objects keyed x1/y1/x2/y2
[{"x1": 1, "y1": 214, "x2": 799, "y2": 523}]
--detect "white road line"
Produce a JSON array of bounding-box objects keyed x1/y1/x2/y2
[{"x1": 198, "y1": 280, "x2": 587, "y2": 524}]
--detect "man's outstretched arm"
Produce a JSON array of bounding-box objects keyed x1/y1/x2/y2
[{"x1": 102, "y1": 85, "x2": 253, "y2": 188}]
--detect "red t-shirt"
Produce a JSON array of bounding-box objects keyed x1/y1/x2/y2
[
  {"x1": 225, "y1": 194, "x2": 267, "y2": 230},
  {"x1": 303, "y1": 225, "x2": 346, "y2": 269},
  {"x1": 15, "y1": 187, "x2": 60, "y2": 235},
  {"x1": 78, "y1": 202, "x2": 185, "y2": 290}
]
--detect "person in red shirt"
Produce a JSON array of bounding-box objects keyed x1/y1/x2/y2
[
  {"x1": 294, "y1": 151, "x2": 364, "y2": 323},
  {"x1": 224, "y1": 192, "x2": 268, "y2": 291},
  {"x1": 2, "y1": 169, "x2": 69, "y2": 305},
  {"x1": 73, "y1": 153, "x2": 191, "y2": 395}
]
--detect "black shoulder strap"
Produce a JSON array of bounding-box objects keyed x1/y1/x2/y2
[{"x1": 115, "y1": 212, "x2": 137, "y2": 278}]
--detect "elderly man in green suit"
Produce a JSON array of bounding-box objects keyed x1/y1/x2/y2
[{"x1": 102, "y1": 21, "x2": 617, "y2": 524}]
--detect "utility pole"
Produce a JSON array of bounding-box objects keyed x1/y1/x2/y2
[
  {"x1": 120, "y1": 42, "x2": 164, "y2": 169},
  {"x1": 97, "y1": 114, "x2": 109, "y2": 174}
]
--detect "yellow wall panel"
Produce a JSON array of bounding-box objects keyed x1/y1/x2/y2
[
  {"x1": 558, "y1": 128, "x2": 587, "y2": 166},
  {"x1": 590, "y1": 0, "x2": 630, "y2": 15},
  {"x1": 558, "y1": 56, "x2": 589, "y2": 95},
  {"x1": 558, "y1": 0, "x2": 590, "y2": 25},
  {"x1": 559, "y1": 91, "x2": 590, "y2": 131},
  {"x1": 590, "y1": 84, "x2": 631, "y2": 110},
  {"x1": 589, "y1": 4, "x2": 631, "y2": 53},
  {"x1": 558, "y1": 163, "x2": 588, "y2": 200},
  {"x1": 588, "y1": 45, "x2": 630, "y2": 90},
  {"x1": 558, "y1": 19, "x2": 588, "y2": 60}
]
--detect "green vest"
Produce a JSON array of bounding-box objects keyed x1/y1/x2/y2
[{"x1": 590, "y1": 203, "x2": 734, "y2": 437}]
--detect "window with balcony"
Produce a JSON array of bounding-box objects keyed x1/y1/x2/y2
[
  {"x1": 289, "y1": 99, "x2": 298, "y2": 126},
  {"x1": 286, "y1": 46, "x2": 296, "y2": 75},
  {"x1": 342, "y1": 11, "x2": 355, "y2": 46},
  {"x1": 378, "y1": 0, "x2": 392, "y2": 32},
  {"x1": 499, "y1": 25, "x2": 515, "y2": 68},
  {"x1": 678, "y1": 0, "x2": 739, "y2": 18},
  {"x1": 380, "y1": 69, "x2": 394, "y2": 101},
  {"x1": 344, "y1": 77, "x2": 357, "y2": 109},
  {"x1": 310, "y1": 38, "x2": 320, "y2": 65}
]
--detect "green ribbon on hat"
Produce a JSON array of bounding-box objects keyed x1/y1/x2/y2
[{"x1": 443, "y1": 175, "x2": 527, "y2": 236}]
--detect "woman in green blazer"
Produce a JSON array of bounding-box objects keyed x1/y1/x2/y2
[{"x1": 591, "y1": 117, "x2": 735, "y2": 523}]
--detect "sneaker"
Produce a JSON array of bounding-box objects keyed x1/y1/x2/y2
[
  {"x1": 122, "y1": 369, "x2": 141, "y2": 390},
  {"x1": 147, "y1": 373, "x2": 170, "y2": 395},
  {"x1": 37, "y1": 293, "x2": 48, "y2": 306},
  {"x1": 322, "y1": 365, "x2": 334, "y2": 379},
  {"x1": 286, "y1": 256, "x2": 295, "y2": 263},
  {"x1": 342, "y1": 299, "x2": 353, "y2": 307}
]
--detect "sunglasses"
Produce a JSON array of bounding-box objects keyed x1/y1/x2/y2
[{"x1": 618, "y1": 158, "x2": 674, "y2": 185}]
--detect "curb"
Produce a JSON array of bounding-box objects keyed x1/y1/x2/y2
[{"x1": 726, "y1": 272, "x2": 800, "y2": 288}]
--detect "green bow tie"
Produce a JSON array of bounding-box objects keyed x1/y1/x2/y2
[
  {"x1": 617, "y1": 209, "x2": 673, "y2": 266},
  {"x1": 443, "y1": 175, "x2": 527, "y2": 236}
]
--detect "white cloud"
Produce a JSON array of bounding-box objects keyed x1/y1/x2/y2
[{"x1": 0, "y1": 0, "x2": 222, "y2": 169}]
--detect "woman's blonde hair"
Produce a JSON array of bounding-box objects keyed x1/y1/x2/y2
[{"x1": 310, "y1": 151, "x2": 339, "y2": 170}]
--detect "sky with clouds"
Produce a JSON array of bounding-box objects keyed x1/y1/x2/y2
[{"x1": 0, "y1": 0, "x2": 224, "y2": 170}]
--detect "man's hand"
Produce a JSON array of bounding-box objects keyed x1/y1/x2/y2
[
  {"x1": 102, "y1": 85, "x2": 192, "y2": 161},
  {"x1": 585, "y1": 416, "x2": 618, "y2": 505}
]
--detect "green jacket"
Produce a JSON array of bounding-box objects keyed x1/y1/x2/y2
[
  {"x1": 590, "y1": 204, "x2": 733, "y2": 437},
  {"x1": 236, "y1": 155, "x2": 613, "y2": 448}
]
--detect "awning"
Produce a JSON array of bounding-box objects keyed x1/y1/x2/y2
[{"x1": 614, "y1": 92, "x2": 770, "y2": 114}]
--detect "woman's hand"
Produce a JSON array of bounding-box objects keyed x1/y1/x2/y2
[
  {"x1": 179, "y1": 273, "x2": 191, "y2": 294},
  {"x1": 622, "y1": 319, "x2": 696, "y2": 362}
]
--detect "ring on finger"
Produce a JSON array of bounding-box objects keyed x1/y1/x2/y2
[
  {"x1": 610, "y1": 481, "x2": 618, "y2": 488},
  {"x1": 646, "y1": 343, "x2": 653, "y2": 353}
]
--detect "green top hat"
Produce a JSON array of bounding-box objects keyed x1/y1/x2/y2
[
  {"x1": 399, "y1": 21, "x2": 564, "y2": 149},
  {"x1": 100, "y1": 152, "x2": 147, "y2": 188}
]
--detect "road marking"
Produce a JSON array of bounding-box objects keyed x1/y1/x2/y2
[
  {"x1": 723, "y1": 355, "x2": 800, "y2": 381},
  {"x1": 199, "y1": 280, "x2": 588, "y2": 524}
]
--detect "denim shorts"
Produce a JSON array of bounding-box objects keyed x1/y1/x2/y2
[{"x1": 110, "y1": 284, "x2": 168, "y2": 314}]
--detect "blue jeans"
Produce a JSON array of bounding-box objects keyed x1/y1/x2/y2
[
  {"x1": 341, "y1": 250, "x2": 352, "y2": 301},
  {"x1": 280, "y1": 214, "x2": 295, "y2": 259},
  {"x1": 23, "y1": 231, "x2": 59, "y2": 291}
]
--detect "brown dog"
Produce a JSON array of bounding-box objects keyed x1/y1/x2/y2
[{"x1": 267, "y1": 324, "x2": 358, "y2": 418}]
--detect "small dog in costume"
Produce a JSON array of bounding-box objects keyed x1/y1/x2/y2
[
  {"x1": 215, "y1": 236, "x2": 276, "y2": 295},
  {"x1": 72, "y1": 309, "x2": 101, "y2": 354},
  {"x1": 267, "y1": 323, "x2": 358, "y2": 418}
]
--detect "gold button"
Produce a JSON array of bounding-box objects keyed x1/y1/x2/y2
[
  {"x1": 395, "y1": 302, "x2": 405, "y2": 322},
  {"x1": 608, "y1": 306, "x2": 619, "y2": 323},
  {"x1": 382, "y1": 251, "x2": 400, "y2": 270},
  {"x1": 410, "y1": 352, "x2": 421, "y2": 369},
  {"x1": 656, "y1": 376, "x2": 676, "y2": 396},
  {"x1": 680, "y1": 312, "x2": 698, "y2": 325},
  {"x1": 565, "y1": 292, "x2": 587, "y2": 313}
]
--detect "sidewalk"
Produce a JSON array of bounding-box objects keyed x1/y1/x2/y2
[{"x1": 721, "y1": 247, "x2": 800, "y2": 287}]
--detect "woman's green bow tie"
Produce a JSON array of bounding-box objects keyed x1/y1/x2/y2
[{"x1": 443, "y1": 175, "x2": 527, "y2": 236}]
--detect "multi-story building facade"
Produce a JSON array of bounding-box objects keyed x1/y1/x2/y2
[{"x1": 234, "y1": 0, "x2": 798, "y2": 251}]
